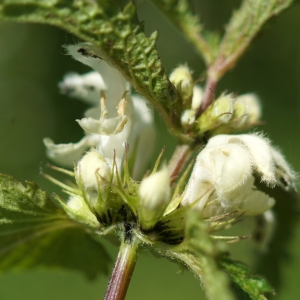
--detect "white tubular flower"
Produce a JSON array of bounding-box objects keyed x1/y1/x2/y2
[
  {"x1": 44, "y1": 43, "x2": 155, "y2": 177},
  {"x1": 138, "y1": 168, "x2": 171, "y2": 230},
  {"x1": 181, "y1": 133, "x2": 295, "y2": 217}
]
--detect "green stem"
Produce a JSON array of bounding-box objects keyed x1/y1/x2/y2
[{"x1": 104, "y1": 231, "x2": 140, "y2": 300}]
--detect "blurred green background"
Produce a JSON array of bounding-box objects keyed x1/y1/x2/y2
[{"x1": 1, "y1": 1, "x2": 300, "y2": 299}]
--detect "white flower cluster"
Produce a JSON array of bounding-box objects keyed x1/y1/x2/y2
[
  {"x1": 44, "y1": 43, "x2": 156, "y2": 186},
  {"x1": 45, "y1": 49, "x2": 296, "y2": 232}
]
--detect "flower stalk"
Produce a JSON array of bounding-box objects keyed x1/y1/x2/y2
[{"x1": 104, "y1": 230, "x2": 140, "y2": 300}]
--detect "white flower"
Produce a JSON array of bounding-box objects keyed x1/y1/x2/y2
[
  {"x1": 44, "y1": 43, "x2": 156, "y2": 179},
  {"x1": 181, "y1": 133, "x2": 296, "y2": 217}
]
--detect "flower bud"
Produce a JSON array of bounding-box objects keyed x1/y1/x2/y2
[
  {"x1": 195, "y1": 94, "x2": 233, "y2": 134},
  {"x1": 181, "y1": 109, "x2": 196, "y2": 127},
  {"x1": 210, "y1": 93, "x2": 261, "y2": 135},
  {"x1": 191, "y1": 85, "x2": 204, "y2": 111},
  {"x1": 65, "y1": 195, "x2": 99, "y2": 227},
  {"x1": 138, "y1": 168, "x2": 171, "y2": 230},
  {"x1": 230, "y1": 100, "x2": 248, "y2": 128},
  {"x1": 169, "y1": 65, "x2": 193, "y2": 108},
  {"x1": 76, "y1": 150, "x2": 111, "y2": 207},
  {"x1": 235, "y1": 93, "x2": 261, "y2": 126}
]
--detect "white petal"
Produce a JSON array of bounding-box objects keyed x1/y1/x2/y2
[
  {"x1": 237, "y1": 189, "x2": 275, "y2": 215},
  {"x1": 98, "y1": 121, "x2": 132, "y2": 171},
  {"x1": 211, "y1": 144, "x2": 251, "y2": 201},
  {"x1": 181, "y1": 142, "x2": 252, "y2": 211},
  {"x1": 229, "y1": 134, "x2": 276, "y2": 185},
  {"x1": 77, "y1": 115, "x2": 128, "y2": 135},
  {"x1": 43, "y1": 135, "x2": 99, "y2": 167},
  {"x1": 58, "y1": 71, "x2": 105, "y2": 105},
  {"x1": 84, "y1": 106, "x2": 101, "y2": 119},
  {"x1": 270, "y1": 147, "x2": 297, "y2": 190},
  {"x1": 66, "y1": 43, "x2": 128, "y2": 113},
  {"x1": 181, "y1": 163, "x2": 215, "y2": 210},
  {"x1": 129, "y1": 96, "x2": 156, "y2": 179}
]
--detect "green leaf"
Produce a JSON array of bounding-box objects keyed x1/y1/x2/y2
[
  {"x1": 149, "y1": 0, "x2": 220, "y2": 65},
  {"x1": 215, "y1": 0, "x2": 293, "y2": 79},
  {"x1": 0, "y1": 174, "x2": 110, "y2": 279},
  {"x1": 220, "y1": 258, "x2": 274, "y2": 300},
  {"x1": 169, "y1": 210, "x2": 235, "y2": 300},
  {"x1": 0, "y1": 0, "x2": 192, "y2": 143}
]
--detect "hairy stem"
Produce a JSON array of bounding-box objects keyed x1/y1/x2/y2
[
  {"x1": 104, "y1": 232, "x2": 140, "y2": 300},
  {"x1": 168, "y1": 144, "x2": 194, "y2": 186},
  {"x1": 196, "y1": 74, "x2": 217, "y2": 118}
]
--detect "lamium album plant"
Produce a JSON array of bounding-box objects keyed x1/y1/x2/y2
[{"x1": 0, "y1": 1, "x2": 299, "y2": 299}]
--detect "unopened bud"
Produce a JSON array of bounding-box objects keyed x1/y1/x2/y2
[
  {"x1": 191, "y1": 85, "x2": 204, "y2": 111},
  {"x1": 76, "y1": 150, "x2": 111, "y2": 207},
  {"x1": 138, "y1": 168, "x2": 171, "y2": 230},
  {"x1": 195, "y1": 94, "x2": 234, "y2": 134},
  {"x1": 235, "y1": 93, "x2": 261, "y2": 126},
  {"x1": 170, "y1": 65, "x2": 193, "y2": 108},
  {"x1": 211, "y1": 93, "x2": 261, "y2": 135},
  {"x1": 181, "y1": 109, "x2": 196, "y2": 127},
  {"x1": 231, "y1": 100, "x2": 248, "y2": 127},
  {"x1": 65, "y1": 195, "x2": 99, "y2": 227}
]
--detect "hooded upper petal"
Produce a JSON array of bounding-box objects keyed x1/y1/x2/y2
[{"x1": 66, "y1": 43, "x2": 128, "y2": 117}]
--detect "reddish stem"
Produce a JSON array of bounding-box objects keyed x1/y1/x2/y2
[
  {"x1": 104, "y1": 235, "x2": 139, "y2": 300},
  {"x1": 196, "y1": 76, "x2": 217, "y2": 119},
  {"x1": 169, "y1": 145, "x2": 193, "y2": 186}
]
